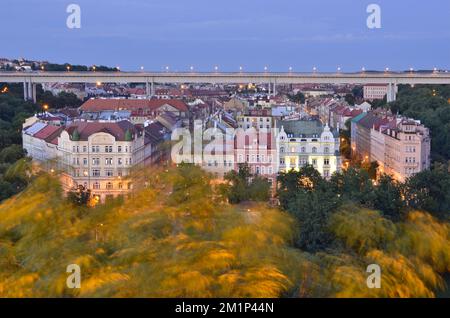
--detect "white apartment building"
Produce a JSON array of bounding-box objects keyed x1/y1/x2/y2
[
  {"x1": 277, "y1": 120, "x2": 341, "y2": 179},
  {"x1": 237, "y1": 110, "x2": 274, "y2": 130}
]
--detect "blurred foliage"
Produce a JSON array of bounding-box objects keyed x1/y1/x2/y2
[
  {"x1": 0, "y1": 165, "x2": 309, "y2": 297},
  {"x1": 0, "y1": 164, "x2": 449, "y2": 297}
]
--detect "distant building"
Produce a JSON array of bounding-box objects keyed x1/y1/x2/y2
[
  {"x1": 237, "y1": 110, "x2": 274, "y2": 130},
  {"x1": 79, "y1": 99, "x2": 189, "y2": 124},
  {"x1": 363, "y1": 84, "x2": 390, "y2": 101}
]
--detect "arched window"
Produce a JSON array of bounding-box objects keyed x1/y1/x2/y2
[
  {"x1": 324, "y1": 147, "x2": 329, "y2": 154},
  {"x1": 280, "y1": 147, "x2": 285, "y2": 153},
  {"x1": 312, "y1": 147, "x2": 317, "y2": 153},
  {"x1": 301, "y1": 147, "x2": 306, "y2": 153}
]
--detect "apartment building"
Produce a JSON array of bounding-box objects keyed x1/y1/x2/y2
[
  {"x1": 351, "y1": 112, "x2": 431, "y2": 182},
  {"x1": 234, "y1": 129, "x2": 278, "y2": 185},
  {"x1": 237, "y1": 110, "x2": 274, "y2": 130},
  {"x1": 23, "y1": 116, "x2": 170, "y2": 201},
  {"x1": 363, "y1": 84, "x2": 390, "y2": 100},
  {"x1": 277, "y1": 120, "x2": 341, "y2": 179},
  {"x1": 381, "y1": 119, "x2": 431, "y2": 182}
]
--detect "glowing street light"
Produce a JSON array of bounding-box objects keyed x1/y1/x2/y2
[
  {"x1": 66, "y1": 65, "x2": 71, "y2": 72},
  {"x1": 239, "y1": 66, "x2": 243, "y2": 72},
  {"x1": 337, "y1": 66, "x2": 341, "y2": 73},
  {"x1": 361, "y1": 67, "x2": 366, "y2": 72},
  {"x1": 313, "y1": 66, "x2": 317, "y2": 73},
  {"x1": 264, "y1": 66, "x2": 268, "y2": 72},
  {"x1": 92, "y1": 65, "x2": 96, "y2": 72},
  {"x1": 289, "y1": 66, "x2": 293, "y2": 72},
  {"x1": 214, "y1": 66, "x2": 219, "y2": 72},
  {"x1": 43, "y1": 104, "x2": 49, "y2": 111},
  {"x1": 385, "y1": 67, "x2": 390, "y2": 73},
  {"x1": 140, "y1": 66, "x2": 144, "y2": 71}
]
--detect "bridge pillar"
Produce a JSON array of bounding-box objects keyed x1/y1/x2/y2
[
  {"x1": 146, "y1": 82, "x2": 155, "y2": 98},
  {"x1": 273, "y1": 82, "x2": 277, "y2": 97},
  {"x1": 23, "y1": 82, "x2": 28, "y2": 100},
  {"x1": 268, "y1": 82, "x2": 271, "y2": 96},
  {"x1": 31, "y1": 83, "x2": 37, "y2": 103},
  {"x1": 387, "y1": 83, "x2": 398, "y2": 103}
]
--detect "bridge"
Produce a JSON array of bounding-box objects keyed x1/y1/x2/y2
[{"x1": 1, "y1": 71, "x2": 450, "y2": 103}]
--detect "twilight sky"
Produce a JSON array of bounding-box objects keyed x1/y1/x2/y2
[{"x1": 1, "y1": 0, "x2": 450, "y2": 72}]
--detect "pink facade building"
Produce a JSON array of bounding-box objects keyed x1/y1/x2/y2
[
  {"x1": 234, "y1": 129, "x2": 278, "y2": 186},
  {"x1": 352, "y1": 112, "x2": 431, "y2": 182}
]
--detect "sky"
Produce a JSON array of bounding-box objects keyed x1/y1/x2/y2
[{"x1": 1, "y1": 0, "x2": 450, "y2": 72}]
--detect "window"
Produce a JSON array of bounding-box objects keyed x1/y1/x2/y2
[
  {"x1": 105, "y1": 170, "x2": 114, "y2": 177},
  {"x1": 324, "y1": 158, "x2": 330, "y2": 166},
  {"x1": 105, "y1": 146, "x2": 113, "y2": 153},
  {"x1": 105, "y1": 158, "x2": 113, "y2": 165},
  {"x1": 83, "y1": 158, "x2": 88, "y2": 166},
  {"x1": 280, "y1": 147, "x2": 285, "y2": 153},
  {"x1": 92, "y1": 146, "x2": 100, "y2": 153},
  {"x1": 92, "y1": 169, "x2": 100, "y2": 177},
  {"x1": 92, "y1": 158, "x2": 100, "y2": 166},
  {"x1": 93, "y1": 182, "x2": 100, "y2": 190},
  {"x1": 118, "y1": 158, "x2": 123, "y2": 165},
  {"x1": 106, "y1": 182, "x2": 113, "y2": 190},
  {"x1": 301, "y1": 147, "x2": 306, "y2": 153},
  {"x1": 312, "y1": 159, "x2": 317, "y2": 165},
  {"x1": 118, "y1": 183, "x2": 123, "y2": 190},
  {"x1": 312, "y1": 147, "x2": 317, "y2": 154},
  {"x1": 118, "y1": 146, "x2": 122, "y2": 153},
  {"x1": 324, "y1": 147, "x2": 330, "y2": 154},
  {"x1": 83, "y1": 146, "x2": 87, "y2": 153},
  {"x1": 261, "y1": 166, "x2": 265, "y2": 174}
]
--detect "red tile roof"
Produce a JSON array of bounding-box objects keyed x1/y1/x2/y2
[
  {"x1": 33, "y1": 125, "x2": 63, "y2": 141},
  {"x1": 80, "y1": 99, "x2": 189, "y2": 113},
  {"x1": 64, "y1": 120, "x2": 140, "y2": 141}
]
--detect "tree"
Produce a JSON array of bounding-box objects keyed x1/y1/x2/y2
[
  {"x1": 330, "y1": 167, "x2": 375, "y2": 206},
  {"x1": 405, "y1": 163, "x2": 450, "y2": 218},
  {"x1": 277, "y1": 166, "x2": 341, "y2": 252},
  {"x1": 222, "y1": 163, "x2": 271, "y2": 204},
  {"x1": 344, "y1": 93, "x2": 355, "y2": 106},
  {"x1": 67, "y1": 185, "x2": 92, "y2": 206},
  {"x1": 0, "y1": 145, "x2": 25, "y2": 164},
  {"x1": 373, "y1": 175, "x2": 406, "y2": 221},
  {"x1": 288, "y1": 92, "x2": 306, "y2": 104}
]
